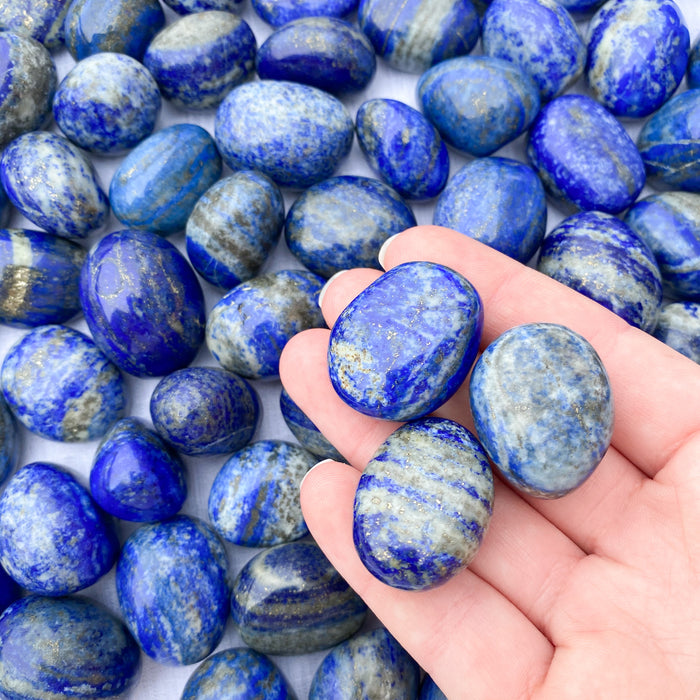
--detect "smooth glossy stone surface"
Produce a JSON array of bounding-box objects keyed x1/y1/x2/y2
[
  {"x1": 527, "y1": 94, "x2": 646, "y2": 214},
  {"x1": 417, "y1": 55, "x2": 540, "y2": 157},
  {"x1": 586, "y1": 0, "x2": 689, "y2": 118},
  {"x1": 470, "y1": 323, "x2": 614, "y2": 498},
  {"x1": 285, "y1": 176, "x2": 417, "y2": 278},
  {"x1": 0, "y1": 228, "x2": 86, "y2": 328},
  {"x1": 689, "y1": 37, "x2": 700, "y2": 89},
  {"x1": 252, "y1": 0, "x2": 357, "y2": 26},
  {"x1": 53, "y1": 52, "x2": 161, "y2": 155},
  {"x1": 116, "y1": 515, "x2": 230, "y2": 665},
  {"x1": 328, "y1": 261, "x2": 483, "y2": 421},
  {"x1": 1, "y1": 325, "x2": 126, "y2": 442},
  {"x1": 0, "y1": 595, "x2": 140, "y2": 700},
  {"x1": 0, "y1": 397, "x2": 16, "y2": 488},
  {"x1": 653, "y1": 302, "x2": 700, "y2": 363},
  {"x1": 433, "y1": 157, "x2": 546, "y2": 263},
  {"x1": 0, "y1": 131, "x2": 108, "y2": 239},
  {"x1": 163, "y1": 0, "x2": 244, "y2": 13},
  {"x1": 80, "y1": 229, "x2": 206, "y2": 377},
  {"x1": 0, "y1": 564, "x2": 20, "y2": 613},
  {"x1": 150, "y1": 366, "x2": 260, "y2": 456},
  {"x1": 215, "y1": 80, "x2": 354, "y2": 189},
  {"x1": 90, "y1": 417, "x2": 187, "y2": 522},
  {"x1": 0, "y1": 0, "x2": 71, "y2": 49},
  {"x1": 206, "y1": 269, "x2": 326, "y2": 379},
  {"x1": 185, "y1": 171, "x2": 285, "y2": 289},
  {"x1": 231, "y1": 540, "x2": 367, "y2": 655},
  {"x1": 0, "y1": 462, "x2": 118, "y2": 594},
  {"x1": 419, "y1": 676, "x2": 447, "y2": 700}
]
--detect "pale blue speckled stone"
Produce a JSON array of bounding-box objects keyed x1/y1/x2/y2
[
  {"x1": 653, "y1": 302, "x2": 700, "y2": 363},
  {"x1": 0, "y1": 396, "x2": 16, "y2": 488},
  {"x1": 252, "y1": 0, "x2": 357, "y2": 26},
  {"x1": 0, "y1": 0, "x2": 71, "y2": 49}
]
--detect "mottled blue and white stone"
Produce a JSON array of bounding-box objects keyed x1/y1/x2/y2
[
  {"x1": 470, "y1": 323, "x2": 614, "y2": 499},
  {"x1": 0, "y1": 595, "x2": 140, "y2": 699},
  {"x1": 285, "y1": 176, "x2": 417, "y2": 278},
  {"x1": 206, "y1": 269, "x2": 326, "y2": 379},
  {"x1": 419, "y1": 676, "x2": 448, "y2": 700},
  {"x1": 1, "y1": 325, "x2": 126, "y2": 442},
  {"x1": 417, "y1": 56, "x2": 540, "y2": 157},
  {"x1": 0, "y1": 396, "x2": 16, "y2": 488},
  {"x1": 90, "y1": 418, "x2": 188, "y2": 522},
  {"x1": 688, "y1": 37, "x2": 700, "y2": 90},
  {"x1": 231, "y1": 540, "x2": 367, "y2": 655},
  {"x1": 150, "y1": 366, "x2": 260, "y2": 456},
  {"x1": 116, "y1": 515, "x2": 230, "y2": 665},
  {"x1": 163, "y1": 0, "x2": 244, "y2": 14},
  {"x1": 0, "y1": 0, "x2": 71, "y2": 49},
  {"x1": 433, "y1": 157, "x2": 546, "y2": 264},
  {"x1": 214, "y1": 80, "x2": 354, "y2": 189},
  {"x1": 252, "y1": 0, "x2": 357, "y2": 26},
  {"x1": 537, "y1": 211, "x2": 663, "y2": 332},
  {"x1": 185, "y1": 171, "x2": 285, "y2": 289},
  {"x1": 653, "y1": 302, "x2": 700, "y2": 363},
  {"x1": 0, "y1": 563, "x2": 20, "y2": 613},
  {"x1": 328, "y1": 261, "x2": 483, "y2": 421},
  {"x1": 0, "y1": 131, "x2": 108, "y2": 239},
  {"x1": 527, "y1": 94, "x2": 646, "y2": 214},
  {"x1": 0, "y1": 462, "x2": 119, "y2": 594},
  {"x1": 53, "y1": 52, "x2": 161, "y2": 155}
]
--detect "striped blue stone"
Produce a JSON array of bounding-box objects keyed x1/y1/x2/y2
[
  {"x1": 0, "y1": 396, "x2": 16, "y2": 488},
  {"x1": 0, "y1": 0, "x2": 71, "y2": 49},
  {"x1": 420, "y1": 676, "x2": 448, "y2": 700},
  {"x1": 252, "y1": 0, "x2": 358, "y2": 26},
  {"x1": 653, "y1": 302, "x2": 700, "y2": 363},
  {"x1": 689, "y1": 37, "x2": 700, "y2": 89},
  {"x1": 164, "y1": 0, "x2": 244, "y2": 13},
  {"x1": 470, "y1": 323, "x2": 614, "y2": 499}
]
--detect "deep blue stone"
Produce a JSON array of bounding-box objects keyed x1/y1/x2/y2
[
  {"x1": 0, "y1": 0, "x2": 71, "y2": 49},
  {"x1": 285, "y1": 176, "x2": 417, "y2": 278},
  {"x1": 0, "y1": 396, "x2": 16, "y2": 488},
  {"x1": 689, "y1": 36, "x2": 700, "y2": 90},
  {"x1": 252, "y1": 0, "x2": 358, "y2": 26},
  {"x1": 558, "y1": 0, "x2": 605, "y2": 17},
  {"x1": 419, "y1": 675, "x2": 448, "y2": 700},
  {"x1": 0, "y1": 563, "x2": 20, "y2": 614},
  {"x1": 163, "y1": 0, "x2": 245, "y2": 13},
  {"x1": 653, "y1": 302, "x2": 700, "y2": 363}
]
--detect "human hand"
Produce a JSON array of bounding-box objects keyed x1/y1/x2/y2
[{"x1": 279, "y1": 225, "x2": 700, "y2": 700}]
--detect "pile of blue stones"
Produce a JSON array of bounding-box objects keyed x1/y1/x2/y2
[{"x1": 0, "y1": 0, "x2": 698, "y2": 697}]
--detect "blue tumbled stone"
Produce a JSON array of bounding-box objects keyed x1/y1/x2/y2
[
  {"x1": 0, "y1": 563, "x2": 20, "y2": 613},
  {"x1": 252, "y1": 0, "x2": 358, "y2": 26},
  {"x1": 653, "y1": 302, "x2": 700, "y2": 363},
  {"x1": 0, "y1": 396, "x2": 16, "y2": 488},
  {"x1": 419, "y1": 676, "x2": 448, "y2": 700},
  {"x1": 470, "y1": 323, "x2": 614, "y2": 499},
  {"x1": 285, "y1": 175, "x2": 417, "y2": 278},
  {"x1": 328, "y1": 261, "x2": 483, "y2": 421},
  {"x1": 688, "y1": 37, "x2": 700, "y2": 90},
  {"x1": 0, "y1": 0, "x2": 71, "y2": 49}
]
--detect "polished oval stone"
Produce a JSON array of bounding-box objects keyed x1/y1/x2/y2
[
  {"x1": 285, "y1": 176, "x2": 417, "y2": 278},
  {"x1": 163, "y1": 0, "x2": 244, "y2": 13},
  {"x1": 214, "y1": 80, "x2": 354, "y2": 189},
  {"x1": 185, "y1": 171, "x2": 285, "y2": 289},
  {"x1": 417, "y1": 55, "x2": 540, "y2": 157},
  {"x1": 470, "y1": 323, "x2": 614, "y2": 498},
  {"x1": 116, "y1": 515, "x2": 230, "y2": 665},
  {"x1": 433, "y1": 157, "x2": 546, "y2": 263},
  {"x1": 110, "y1": 124, "x2": 222, "y2": 235},
  {"x1": 90, "y1": 417, "x2": 187, "y2": 522},
  {"x1": 527, "y1": 94, "x2": 646, "y2": 214},
  {"x1": 419, "y1": 676, "x2": 448, "y2": 700},
  {"x1": 0, "y1": 131, "x2": 109, "y2": 239},
  {"x1": 252, "y1": 0, "x2": 358, "y2": 25},
  {"x1": 0, "y1": 595, "x2": 140, "y2": 700},
  {"x1": 0, "y1": 396, "x2": 16, "y2": 488},
  {"x1": 80, "y1": 229, "x2": 206, "y2": 378},
  {"x1": 0, "y1": 563, "x2": 20, "y2": 613},
  {"x1": 150, "y1": 366, "x2": 260, "y2": 456},
  {"x1": 206, "y1": 269, "x2": 326, "y2": 379},
  {"x1": 328, "y1": 261, "x2": 483, "y2": 421},
  {"x1": 0, "y1": 0, "x2": 71, "y2": 49},
  {"x1": 653, "y1": 302, "x2": 700, "y2": 363},
  {"x1": 689, "y1": 36, "x2": 700, "y2": 90},
  {"x1": 0, "y1": 228, "x2": 86, "y2": 328},
  {"x1": 231, "y1": 540, "x2": 367, "y2": 655},
  {"x1": 0, "y1": 462, "x2": 119, "y2": 595},
  {"x1": 1, "y1": 325, "x2": 126, "y2": 442}
]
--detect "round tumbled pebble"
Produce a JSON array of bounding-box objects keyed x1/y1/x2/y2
[
  {"x1": 252, "y1": 0, "x2": 358, "y2": 25},
  {"x1": 0, "y1": 0, "x2": 71, "y2": 50},
  {"x1": 0, "y1": 396, "x2": 16, "y2": 488},
  {"x1": 653, "y1": 302, "x2": 700, "y2": 363},
  {"x1": 688, "y1": 37, "x2": 700, "y2": 89},
  {"x1": 163, "y1": 0, "x2": 244, "y2": 13}
]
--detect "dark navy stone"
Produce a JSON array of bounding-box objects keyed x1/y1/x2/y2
[
  {"x1": 149, "y1": 366, "x2": 260, "y2": 456},
  {"x1": 252, "y1": 0, "x2": 358, "y2": 26},
  {"x1": 0, "y1": 182, "x2": 10, "y2": 227},
  {"x1": 185, "y1": 171, "x2": 285, "y2": 289},
  {"x1": 116, "y1": 515, "x2": 230, "y2": 665},
  {"x1": 0, "y1": 0, "x2": 71, "y2": 49},
  {"x1": 433, "y1": 157, "x2": 546, "y2": 264},
  {"x1": 417, "y1": 56, "x2": 540, "y2": 157},
  {"x1": 163, "y1": 0, "x2": 245, "y2": 13},
  {"x1": 0, "y1": 563, "x2": 20, "y2": 613},
  {"x1": 558, "y1": 0, "x2": 605, "y2": 17},
  {"x1": 0, "y1": 396, "x2": 16, "y2": 488},
  {"x1": 419, "y1": 675, "x2": 447, "y2": 700},
  {"x1": 214, "y1": 80, "x2": 354, "y2": 189},
  {"x1": 285, "y1": 176, "x2": 417, "y2": 278},
  {"x1": 0, "y1": 228, "x2": 86, "y2": 328},
  {"x1": 90, "y1": 418, "x2": 187, "y2": 522},
  {"x1": 206, "y1": 269, "x2": 326, "y2": 379},
  {"x1": 653, "y1": 302, "x2": 700, "y2": 363},
  {"x1": 230, "y1": 540, "x2": 367, "y2": 655},
  {"x1": 328, "y1": 261, "x2": 483, "y2": 421},
  {"x1": 470, "y1": 323, "x2": 614, "y2": 499},
  {"x1": 1, "y1": 325, "x2": 126, "y2": 442},
  {"x1": 527, "y1": 94, "x2": 646, "y2": 214},
  {"x1": 688, "y1": 36, "x2": 700, "y2": 90},
  {"x1": 355, "y1": 98, "x2": 449, "y2": 200},
  {"x1": 0, "y1": 462, "x2": 119, "y2": 595},
  {"x1": 80, "y1": 229, "x2": 206, "y2": 378}
]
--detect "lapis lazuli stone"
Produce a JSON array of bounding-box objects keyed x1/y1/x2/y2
[
  {"x1": 433, "y1": 157, "x2": 546, "y2": 264},
  {"x1": 688, "y1": 37, "x2": 700, "y2": 90},
  {"x1": 0, "y1": 563, "x2": 20, "y2": 614},
  {"x1": 90, "y1": 417, "x2": 188, "y2": 522},
  {"x1": 163, "y1": 0, "x2": 245, "y2": 13},
  {"x1": 215, "y1": 80, "x2": 354, "y2": 189},
  {"x1": 116, "y1": 515, "x2": 230, "y2": 665},
  {"x1": 0, "y1": 0, "x2": 71, "y2": 49},
  {"x1": 80, "y1": 229, "x2": 206, "y2": 378},
  {"x1": 150, "y1": 366, "x2": 260, "y2": 456},
  {"x1": 231, "y1": 540, "x2": 367, "y2": 655},
  {"x1": 185, "y1": 171, "x2": 285, "y2": 289},
  {"x1": 285, "y1": 176, "x2": 417, "y2": 278},
  {"x1": 417, "y1": 55, "x2": 540, "y2": 157},
  {"x1": 1, "y1": 325, "x2": 126, "y2": 442},
  {"x1": 470, "y1": 323, "x2": 614, "y2": 499},
  {"x1": 653, "y1": 302, "x2": 700, "y2": 363},
  {"x1": 527, "y1": 94, "x2": 646, "y2": 214},
  {"x1": 0, "y1": 462, "x2": 119, "y2": 595},
  {"x1": 328, "y1": 261, "x2": 483, "y2": 421},
  {"x1": 252, "y1": 0, "x2": 358, "y2": 26},
  {"x1": 419, "y1": 676, "x2": 448, "y2": 700},
  {"x1": 0, "y1": 396, "x2": 16, "y2": 488}
]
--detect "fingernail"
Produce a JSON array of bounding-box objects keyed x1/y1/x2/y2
[
  {"x1": 318, "y1": 269, "x2": 348, "y2": 309},
  {"x1": 377, "y1": 233, "x2": 399, "y2": 269},
  {"x1": 300, "y1": 459, "x2": 334, "y2": 493}
]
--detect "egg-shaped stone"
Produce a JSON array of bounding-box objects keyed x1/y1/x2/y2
[
  {"x1": 653, "y1": 302, "x2": 700, "y2": 363},
  {"x1": 0, "y1": 396, "x2": 16, "y2": 488},
  {"x1": 163, "y1": 0, "x2": 244, "y2": 13},
  {"x1": 0, "y1": 0, "x2": 71, "y2": 49},
  {"x1": 252, "y1": 0, "x2": 358, "y2": 26},
  {"x1": 688, "y1": 37, "x2": 700, "y2": 90}
]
